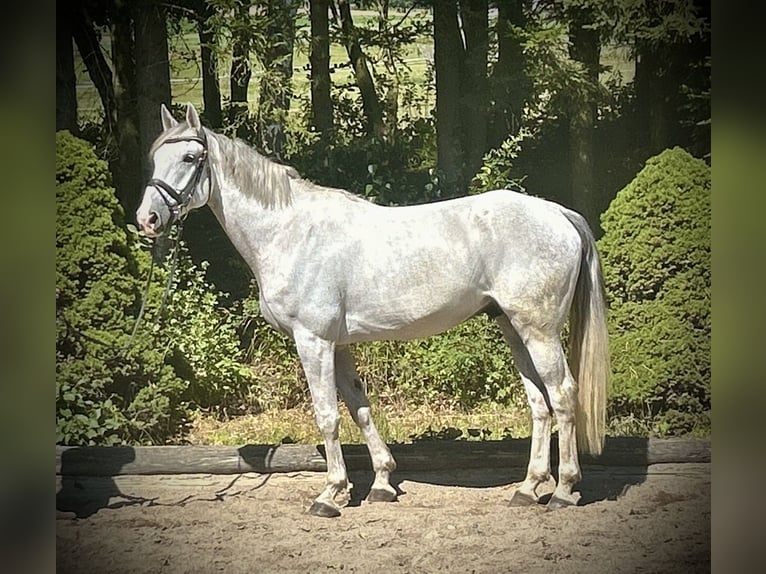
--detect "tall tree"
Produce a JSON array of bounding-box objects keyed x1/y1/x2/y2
[
  {"x1": 134, "y1": 0, "x2": 172, "y2": 179},
  {"x1": 70, "y1": 1, "x2": 118, "y2": 139},
  {"x1": 110, "y1": 0, "x2": 142, "y2": 213},
  {"x1": 375, "y1": 0, "x2": 401, "y2": 139},
  {"x1": 434, "y1": 0, "x2": 490, "y2": 196},
  {"x1": 229, "y1": 0, "x2": 253, "y2": 138},
  {"x1": 56, "y1": 4, "x2": 78, "y2": 133},
  {"x1": 459, "y1": 0, "x2": 489, "y2": 181},
  {"x1": 335, "y1": 0, "x2": 384, "y2": 137},
  {"x1": 567, "y1": 2, "x2": 600, "y2": 229},
  {"x1": 489, "y1": 0, "x2": 530, "y2": 147},
  {"x1": 257, "y1": 0, "x2": 299, "y2": 158},
  {"x1": 197, "y1": 0, "x2": 223, "y2": 128},
  {"x1": 433, "y1": 0, "x2": 466, "y2": 195},
  {"x1": 615, "y1": 0, "x2": 710, "y2": 157},
  {"x1": 310, "y1": 0, "x2": 333, "y2": 138}
]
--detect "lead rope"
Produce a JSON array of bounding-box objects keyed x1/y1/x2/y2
[
  {"x1": 158, "y1": 219, "x2": 185, "y2": 314},
  {"x1": 123, "y1": 219, "x2": 185, "y2": 353},
  {"x1": 124, "y1": 256, "x2": 155, "y2": 352}
]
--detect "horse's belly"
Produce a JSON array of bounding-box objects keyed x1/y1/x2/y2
[{"x1": 340, "y1": 290, "x2": 488, "y2": 344}]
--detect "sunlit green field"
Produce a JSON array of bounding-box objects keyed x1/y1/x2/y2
[
  {"x1": 74, "y1": 8, "x2": 635, "y2": 123},
  {"x1": 185, "y1": 402, "x2": 532, "y2": 446},
  {"x1": 74, "y1": 8, "x2": 433, "y2": 121}
]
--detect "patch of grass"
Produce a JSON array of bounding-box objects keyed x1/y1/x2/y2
[{"x1": 184, "y1": 403, "x2": 532, "y2": 446}]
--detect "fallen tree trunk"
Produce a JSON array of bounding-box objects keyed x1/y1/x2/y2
[{"x1": 56, "y1": 437, "x2": 710, "y2": 477}]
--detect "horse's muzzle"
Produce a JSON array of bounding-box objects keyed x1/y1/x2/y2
[{"x1": 136, "y1": 208, "x2": 165, "y2": 238}]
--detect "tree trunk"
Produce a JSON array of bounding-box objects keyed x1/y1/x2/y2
[
  {"x1": 134, "y1": 0, "x2": 172, "y2": 179},
  {"x1": 229, "y1": 0, "x2": 252, "y2": 138},
  {"x1": 56, "y1": 4, "x2": 78, "y2": 133},
  {"x1": 568, "y1": 5, "x2": 600, "y2": 230},
  {"x1": 71, "y1": 2, "x2": 118, "y2": 138},
  {"x1": 635, "y1": 40, "x2": 682, "y2": 157},
  {"x1": 257, "y1": 0, "x2": 298, "y2": 158},
  {"x1": 489, "y1": 0, "x2": 529, "y2": 147},
  {"x1": 309, "y1": 0, "x2": 333, "y2": 138},
  {"x1": 377, "y1": 0, "x2": 399, "y2": 139},
  {"x1": 198, "y1": 2, "x2": 222, "y2": 128},
  {"x1": 459, "y1": 0, "x2": 489, "y2": 181},
  {"x1": 433, "y1": 0, "x2": 466, "y2": 196},
  {"x1": 110, "y1": 0, "x2": 142, "y2": 214},
  {"x1": 336, "y1": 0, "x2": 384, "y2": 138}
]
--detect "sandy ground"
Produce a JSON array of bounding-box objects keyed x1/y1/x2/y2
[{"x1": 56, "y1": 462, "x2": 709, "y2": 573}]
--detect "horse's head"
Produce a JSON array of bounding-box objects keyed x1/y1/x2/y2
[{"x1": 136, "y1": 103, "x2": 212, "y2": 237}]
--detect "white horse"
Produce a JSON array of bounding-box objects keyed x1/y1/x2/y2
[{"x1": 137, "y1": 103, "x2": 610, "y2": 517}]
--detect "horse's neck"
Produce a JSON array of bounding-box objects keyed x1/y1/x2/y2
[{"x1": 204, "y1": 175, "x2": 276, "y2": 285}]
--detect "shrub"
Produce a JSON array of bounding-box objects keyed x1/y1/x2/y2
[
  {"x1": 240, "y1": 283, "x2": 527, "y2": 412},
  {"x1": 56, "y1": 131, "x2": 253, "y2": 444},
  {"x1": 357, "y1": 316, "x2": 526, "y2": 410},
  {"x1": 56, "y1": 130, "x2": 189, "y2": 445},
  {"x1": 597, "y1": 147, "x2": 711, "y2": 435}
]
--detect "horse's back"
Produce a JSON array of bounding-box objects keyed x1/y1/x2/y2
[{"x1": 336, "y1": 190, "x2": 582, "y2": 340}]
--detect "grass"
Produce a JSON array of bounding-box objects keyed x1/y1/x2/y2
[{"x1": 183, "y1": 402, "x2": 532, "y2": 446}]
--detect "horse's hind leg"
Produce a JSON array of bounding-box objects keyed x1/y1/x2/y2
[
  {"x1": 497, "y1": 316, "x2": 581, "y2": 508},
  {"x1": 335, "y1": 347, "x2": 398, "y2": 503},
  {"x1": 497, "y1": 316, "x2": 553, "y2": 505}
]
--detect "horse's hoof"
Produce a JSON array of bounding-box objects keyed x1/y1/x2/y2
[
  {"x1": 546, "y1": 494, "x2": 577, "y2": 511},
  {"x1": 366, "y1": 488, "x2": 397, "y2": 503},
  {"x1": 509, "y1": 490, "x2": 538, "y2": 507},
  {"x1": 309, "y1": 501, "x2": 341, "y2": 518}
]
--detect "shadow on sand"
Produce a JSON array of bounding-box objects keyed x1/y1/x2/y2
[{"x1": 57, "y1": 436, "x2": 708, "y2": 515}]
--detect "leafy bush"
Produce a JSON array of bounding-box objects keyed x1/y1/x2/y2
[
  {"x1": 597, "y1": 147, "x2": 710, "y2": 435},
  {"x1": 56, "y1": 131, "x2": 253, "y2": 445},
  {"x1": 361, "y1": 315, "x2": 526, "y2": 411},
  {"x1": 239, "y1": 280, "x2": 527, "y2": 412},
  {"x1": 56, "y1": 130, "x2": 189, "y2": 445}
]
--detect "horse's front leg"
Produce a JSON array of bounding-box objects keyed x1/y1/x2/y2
[{"x1": 293, "y1": 329, "x2": 351, "y2": 518}]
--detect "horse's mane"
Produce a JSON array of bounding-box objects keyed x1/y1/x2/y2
[
  {"x1": 207, "y1": 130, "x2": 298, "y2": 208},
  {"x1": 151, "y1": 124, "x2": 371, "y2": 209}
]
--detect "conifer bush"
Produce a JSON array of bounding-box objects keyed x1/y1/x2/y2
[
  {"x1": 597, "y1": 147, "x2": 710, "y2": 435},
  {"x1": 56, "y1": 131, "x2": 251, "y2": 445}
]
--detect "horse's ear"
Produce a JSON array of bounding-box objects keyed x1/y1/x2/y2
[
  {"x1": 160, "y1": 103, "x2": 178, "y2": 131},
  {"x1": 185, "y1": 102, "x2": 201, "y2": 130}
]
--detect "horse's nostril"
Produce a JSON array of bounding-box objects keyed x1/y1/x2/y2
[{"x1": 148, "y1": 211, "x2": 159, "y2": 225}]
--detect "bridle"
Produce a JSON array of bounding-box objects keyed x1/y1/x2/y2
[
  {"x1": 126, "y1": 129, "x2": 211, "y2": 351},
  {"x1": 147, "y1": 129, "x2": 210, "y2": 228}
]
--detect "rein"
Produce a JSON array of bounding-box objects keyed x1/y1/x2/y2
[
  {"x1": 123, "y1": 222, "x2": 185, "y2": 353},
  {"x1": 125, "y1": 130, "x2": 209, "y2": 352}
]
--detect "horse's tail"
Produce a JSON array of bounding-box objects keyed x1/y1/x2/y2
[{"x1": 562, "y1": 209, "x2": 610, "y2": 456}]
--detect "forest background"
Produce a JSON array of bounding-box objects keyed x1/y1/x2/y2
[{"x1": 55, "y1": 0, "x2": 711, "y2": 447}]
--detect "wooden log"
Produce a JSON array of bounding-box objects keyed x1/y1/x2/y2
[{"x1": 56, "y1": 437, "x2": 710, "y2": 477}]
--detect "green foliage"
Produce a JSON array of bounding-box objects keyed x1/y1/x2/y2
[
  {"x1": 56, "y1": 131, "x2": 254, "y2": 445},
  {"x1": 238, "y1": 289, "x2": 527, "y2": 412},
  {"x1": 365, "y1": 316, "x2": 526, "y2": 410},
  {"x1": 56, "y1": 130, "x2": 189, "y2": 445},
  {"x1": 239, "y1": 290, "x2": 308, "y2": 411},
  {"x1": 158, "y1": 252, "x2": 255, "y2": 413},
  {"x1": 597, "y1": 147, "x2": 710, "y2": 435}
]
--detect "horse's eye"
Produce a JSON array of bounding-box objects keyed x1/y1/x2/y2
[{"x1": 183, "y1": 153, "x2": 195, "y2": 163}]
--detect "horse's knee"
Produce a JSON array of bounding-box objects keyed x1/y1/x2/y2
[{"x1": 315, "y1": 410, "x2": 340, "y2": 438}]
